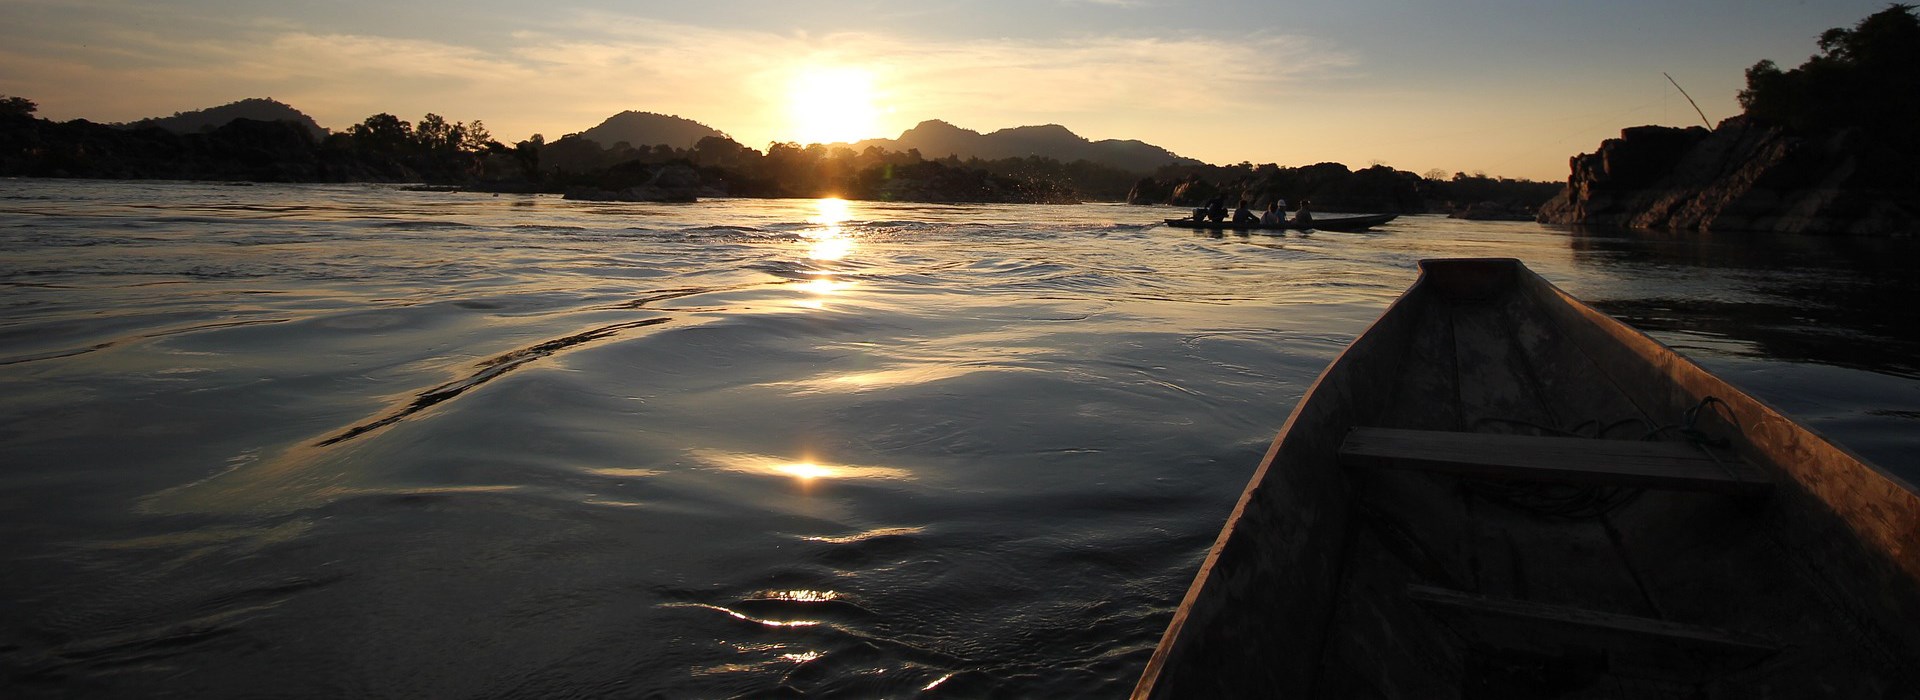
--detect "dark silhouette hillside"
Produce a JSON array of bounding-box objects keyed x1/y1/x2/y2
[
  {"x1": 854, "y1": 120, "x2": 1202, "y2": 174},
  {"x1": 125, "y1": 98, "x2": 326, "y2": 139},
  {"x1": 1, "y1": 97, "x2": 1554, "y2": 208},
  {"x1": 576, "y1": 111, "x2": 727, "y2": 150}
]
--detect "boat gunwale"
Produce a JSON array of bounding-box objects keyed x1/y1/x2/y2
[
  {"x1": 1519, "y1": 266, "x2": 1920, "y2": 659},
  {"x1": 1133, "y1": 257, "x2": 1920, "y2": 697},
  {"x1": 1520, "y1": 269, "x2": 1920, "y2": 498},
  {"x1": 1129, "y1": 255, "x2": 1448, "y2": 698}
]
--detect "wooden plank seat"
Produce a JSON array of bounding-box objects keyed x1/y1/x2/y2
[
  {"x1": 1339, "y1": 427, "x2": 1770, "y2": 494},
  {"x1": 1406, "y1": 584, "x2": 1780, "y2": 678}
]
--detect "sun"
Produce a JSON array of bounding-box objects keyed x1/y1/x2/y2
[{"x1": 786, "y1": 66, "x2": 883, "y2": 145}]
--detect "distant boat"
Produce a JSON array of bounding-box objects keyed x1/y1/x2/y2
[
  {"x1": 1134, "y1": 258, "x2": 1920, "y2": 698},
  {"x1": 1162, "y1": 213, "x2": 1398, "y2": 232}
]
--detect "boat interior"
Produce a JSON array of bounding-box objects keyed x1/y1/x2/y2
[{"x1": 1138, "y1": 259, "x2": 1920, "y2": 699}]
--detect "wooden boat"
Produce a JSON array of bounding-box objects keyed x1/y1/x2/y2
[
  {"x1": 1163, "y1": 213, "x2": 1398, "y2": 232},
  {"x1": 1134, "y1": 258, "x2": 1920, "y2": 698}
]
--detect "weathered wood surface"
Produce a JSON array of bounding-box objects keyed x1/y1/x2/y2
[
  {"x1": 1407, "y1": 583, "x2": 1782, "y2": 684},
  {"x1": 1406, "y1": 584, "x2": 1777, "y2": 654},
  {"x1": 1339, "y1": 427, "x2": 1771, "y2": 494},
  {"x1": 1519, "y1": 268, "x2": 1920, "y2": 658},
  {"x1": 1135, "y1": 257, "x2": 1920, "y2": 699},
  {"x1": 1131, "y1": 277, "x2": 1428, "y2": 698}
]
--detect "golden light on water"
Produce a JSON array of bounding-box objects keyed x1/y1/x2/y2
[
  {"x1": 806, "y1": 237, "x2": 853, "y2": 261},
  {"x1": 776, "y1": 462, "x2": 837, "y2": 481},
  {"x1": 786, "y1": 67, "x2": 883, "y2": 145},
  {"x1": 691, "y1": 449, "x2": 911, "y2": 484},
  {"x1": 760, "y1": 589, "x2": 839, "y2": 602},
  {"x1": 798, "y1": 198, "x2": 852, "y2": 309},
  {"x1": 808, "y1": 197, "x2": 852, "y2": 226},
  {"x1": 801, "y1": 277, "x2": 847, "y2": 294},
  {"x1": 804, "y1": 197, "x2": 855, "y2": 261},
  {"x1": 678, "y1": 603, "x2": 821, "y2": 628}
]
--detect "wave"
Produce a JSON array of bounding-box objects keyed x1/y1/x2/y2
[{"x1": 315, "y1": 317, "x2": 672, "y2": 446}]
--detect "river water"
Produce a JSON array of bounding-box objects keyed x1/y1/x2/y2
[{"x1": 1, "y1": 180, "x2": 1915, "y2": 697}]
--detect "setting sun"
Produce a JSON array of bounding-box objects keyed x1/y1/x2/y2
[{"x1": 786, "y1": 66, "x2": 883, "y2": 145}]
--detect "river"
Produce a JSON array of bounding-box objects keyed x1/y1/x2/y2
[{"x1": 1, "y1": 180, "x2": 1915, "y2": 696}]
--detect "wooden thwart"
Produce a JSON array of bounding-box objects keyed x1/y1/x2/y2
[
  {"x1": 1407, "y1": 584, "x2": 1779, "y2": 658},
  {"x1": 1339, "y1": 427, "x2": 1769, "y2": 494}
]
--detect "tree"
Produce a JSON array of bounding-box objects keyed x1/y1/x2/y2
[
  {"x1": 0, "y1": 95, "x2": 36, "y2": 118},
  {"x1": 416, "y1": 113, "x2": 455, "y2": 151},
  {"x1": 462, "y1": 119, "x2": 492, "y2": 152},
  {"x1": 351, "y1": 113, "x2": 413, "y2": 152},
  {"x1": 1737, "y1": 5, "x2": 1920, "y2": 132}
]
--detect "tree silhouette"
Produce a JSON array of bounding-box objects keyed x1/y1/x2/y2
[
  {"x1": 1738, "y1": 4, "x2": 1920, "y2": 133},
  {"x1": 351, "y1": 113, "x2": 413, "y2": 152},
  {"x1": 1, "y1": 96, "x2": 39, "y2": 118}
]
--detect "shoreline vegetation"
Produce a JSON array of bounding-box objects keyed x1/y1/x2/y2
[
  {"x1": 5, "y1": 7, "x2": 1910, "y2": 236},
  {"x1": 0, "y1": 98, "x2": 1556, "y2": 216}
]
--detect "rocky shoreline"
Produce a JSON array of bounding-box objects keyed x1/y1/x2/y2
[
  {"x1": 1537, "y1": 118, "x2": 1917, "y2": 236},
  {"x1": 1538, "y1": 7, "x2": 1919, "y2": 237}
]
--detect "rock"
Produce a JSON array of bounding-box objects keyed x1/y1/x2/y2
[
  {"x1": 1538, "y1": 117, "x2": 1918, "y2": 235},
  {"x1": 1168, "y1": 177, "x2": 1220, "y2": 207},
  {"x1": 648, "y1": 163, "x2": 701, "y2": 189},
  {"x1": 1450, "y1": 201, "x2": 1535, "y2": 221},
  {"x1": 561, "y1": 185, "x2": 696, "y2": 203},
  {"x1": 1126, "y1": 177, "x2": 1174, "y2": 205}
]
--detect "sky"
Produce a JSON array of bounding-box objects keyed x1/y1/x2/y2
[{"x1": 0, "y1": 0, "x2": 1893, "y2": 181}]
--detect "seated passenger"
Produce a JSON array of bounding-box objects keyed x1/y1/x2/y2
[
  {"x1": 1293, "y1": 199, "x2": 1314, "y2": 225},
  {"x1": 1259, "y1": 200, "x2": 1284, "y2": 225},
  {"x1": 1233, "y1": 199, "x2": 1259, "y2": 224}
]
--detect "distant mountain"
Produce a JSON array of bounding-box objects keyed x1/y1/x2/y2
[
  {"x1": 576, "y1": 111, "x2": 727, "y2": 149},
  {"x1": 127, "y1": 98, "x2": 326, "y2": 139},
  {"x1": 853, "y1": 120, "x2": 1202, "y2": 174}
]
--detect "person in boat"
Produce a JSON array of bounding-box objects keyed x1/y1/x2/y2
[
  {"x1": 1206, "y1": 195, "x2": 1228, "y2": 223},
  {"x1": 1191, "y1": 195, "x2": 1226, "y2": 222},
  {"x1": 1293, "y1": 199, "x2": 1313, "y2": 225},
  {"x1": 1260, "y1": 199, "x2": 1285, "y2": 225},
  {"x1": 1233, "y1": 199, "x2": 1259, "y2": 224}
]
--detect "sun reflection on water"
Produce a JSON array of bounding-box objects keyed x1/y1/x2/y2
[
  {"x1": 759, "y1": 589, "x2": 840, "y2": 602},
  {"x1": 692, "y1": 449, "x2": 912, "y2": 485},
  {"x1": 808, "y1": 197, "x2": 852, "y2": 226},
  {"x1": 803, "y1": 198, "x2": 855, "y2": 261},
  {"x1": 776, "y1": 462, "x2": 836, "y2": 481},
  {"x1": 801, "y1": 277, "x2": 848, "y2": 295},
  {"x1": 807, "y1": 237, "x2": 854, "y2": 261}
]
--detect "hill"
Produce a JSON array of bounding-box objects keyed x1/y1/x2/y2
[
  {"x1": 127, "y1": 98, "x2": 326, "y2": 139},
  {"x1": 853, "y1": 120, "x2": 1202, "y2": 174},
  {"x1": 576, "y1": 111, "x2": 727, "y2": 150}
]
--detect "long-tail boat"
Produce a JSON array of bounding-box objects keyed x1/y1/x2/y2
[
  {"x1": 1162, "y1": 213, "x2": 1398, "y2": 232},
  {"x1": 1134, "y1": 258, "x2": 1920, "y2": 698}
]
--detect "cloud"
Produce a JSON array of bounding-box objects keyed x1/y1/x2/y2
[{"x1": 0, "y1": 7, "x2": 1353, "y2": 147}]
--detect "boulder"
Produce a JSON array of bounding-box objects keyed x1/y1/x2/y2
[
  {"x1": 1450, "y1": 201, "x2": 1535, "y2": 221},
  {"x1": 1168, "y1": 177, "x2": 1220, "y2": 207},
  {"x1": 1126, "y1": 177, "x2": 1175, "y2": 205}
]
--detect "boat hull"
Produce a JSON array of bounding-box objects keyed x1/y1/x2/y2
[{"x1": 1134, "y1": 258, "x2": 1920, "y2": 698}]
